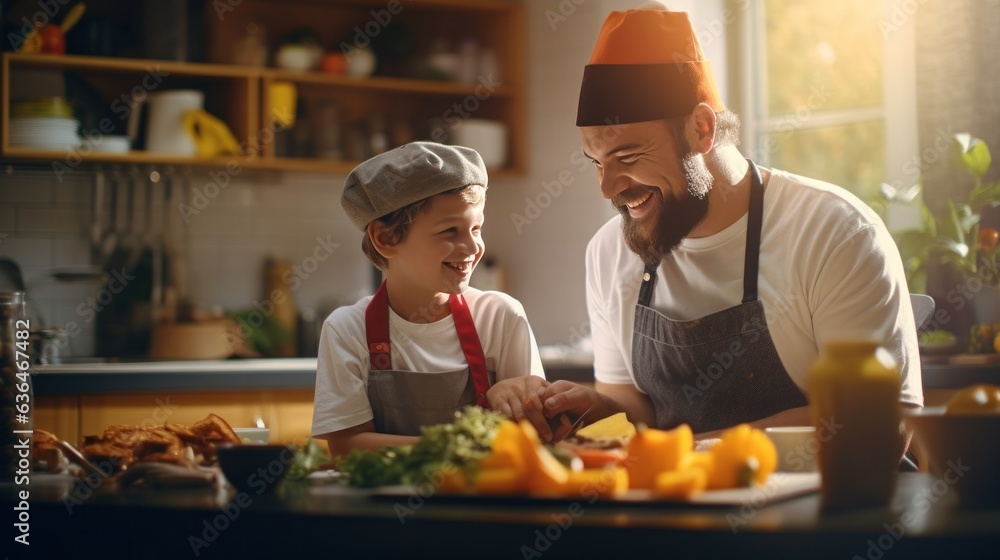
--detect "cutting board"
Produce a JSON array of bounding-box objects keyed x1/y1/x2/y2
[{"x1": 344, "y1": 472, "x2": 821, "y2": 508}]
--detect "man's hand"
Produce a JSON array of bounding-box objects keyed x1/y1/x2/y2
[
  {"x1": 486, "y1": 376, "x2": 553, "y2": 440},
  {"x1": 515, "y1": 381, "x2": 613, "y2": 443},
  {"x1": 531, "y1": 381, "x2": 657, "y2": 443},
  {"x1": 539, "y1": 380, "x2": 607, "y2": 421}
]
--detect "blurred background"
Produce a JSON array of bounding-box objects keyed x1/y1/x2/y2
[{"x1": 0, "y1": 0, "x2": 997, "y2": 362}]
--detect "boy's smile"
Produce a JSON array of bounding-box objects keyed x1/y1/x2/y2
[
  {"x1": 444, "y1": 259, "x2": 476, "y2": 275},
  {"x1": 383, "y1": 191, "x2": 486, "y2": 322}
]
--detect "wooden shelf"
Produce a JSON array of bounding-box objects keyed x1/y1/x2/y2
[
  {"x1": 0, "y1": 146, "x2": 258, "y2": 169},
  {"x1": 5, "y1": 53, "x2": 255, "y2": 78},
  {"x1": 2, "y1": 147, "x2": 521, "y2": 178},
  {"x1": 0, "y1": 0, "x2": 527, "y2": 175},
  {"x1": 263, "y1": 68, "x2": 515, "y2": 97},
  {"x1": 5, "y1": 54, "x2": 515, "y2": 98}
]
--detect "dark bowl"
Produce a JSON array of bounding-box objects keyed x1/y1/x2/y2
[
  {"x1": 905, "y1": 407, "x2": 1000, "y2": 508},
  {"x1": 215, "y1": 443, "x2": 296, "y2": 494}
]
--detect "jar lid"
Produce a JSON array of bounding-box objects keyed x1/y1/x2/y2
[{"x1": 0, "y1": 291, "x2": 25, "y2": 304}]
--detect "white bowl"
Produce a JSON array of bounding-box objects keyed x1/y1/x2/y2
[
  {"x1": 234, "y1": 427, "x2": 271, "y2": 444},
  {"x1": 765, "y1": 426, "x2": 818, "y2": 472},
  {"x1": 83, "y1": 135, "x2": 131, "y2": 154},
  {"x1": 275, "y1": 45, "x2": 319, "y2": 72},
  {"x1": 450, "y1": 118, "x2": 507, "y2": 168}
]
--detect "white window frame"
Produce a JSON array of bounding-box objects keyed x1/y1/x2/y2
[{"x1": 733, "y1": 0, "x2": 918, "y2": 210}]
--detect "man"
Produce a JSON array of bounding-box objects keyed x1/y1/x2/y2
[{"x1": 532, "y1": 5, "x2": 922, "y2": 454}]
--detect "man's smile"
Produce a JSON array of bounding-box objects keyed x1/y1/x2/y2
[{"x1": 617, "y1": 189, "x2": 658, "y2": 219}]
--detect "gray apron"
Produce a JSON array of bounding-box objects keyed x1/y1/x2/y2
[
  {"x1": 632, "y1": 160, "x2": 808, "y2": 433},
  {"x1": 367, "y1": 368, "x2": 496, "y2": 436},
  {"x1": 365, "y1": 281, "x2": 494, "y2": 436}
]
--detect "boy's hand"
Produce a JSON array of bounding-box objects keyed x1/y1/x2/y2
[{"x1": 486, "y1": 376, "x2": 553, "y2": 441}]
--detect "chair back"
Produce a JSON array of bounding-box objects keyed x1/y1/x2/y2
[{"x1": 910, "y1": 293, "x2": 935, "y2": 334}]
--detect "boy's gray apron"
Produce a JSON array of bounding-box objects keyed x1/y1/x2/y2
[
  {"x1": 632, "y1": 160, "x2": 808, "y2": 434},
  {"x1": 365, "y1": 281, "x2": 493, "y2": 436}
]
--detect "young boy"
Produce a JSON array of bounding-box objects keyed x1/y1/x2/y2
[{"x1": 311, "y1": 142, "x2": 549, "y2": 456}]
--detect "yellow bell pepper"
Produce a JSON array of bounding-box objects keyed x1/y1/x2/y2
[
  {"x1": 475, "y1": 467, "x2": 527, "y2": 494},
  {"x1": 434, "y1": 467, "x2": 468, "y2": 494},
  {"x1": 625, "y1": 423, "x2": 693, "y2": 489},
  {"x1": 707, "y1": 424, "x2": 776, "y2": 489},
  {"x1": 653, "y1": 468, "x2": 708, "y2": 499}
]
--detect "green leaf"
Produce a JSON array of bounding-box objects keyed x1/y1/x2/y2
[
  {"x1": 894, "y1": 229, "x2": 936, "y2": 261},
  {"x1": 955, "y1": 133, "x2": 991, "y2": 179},
  {"x1": 881, "y1": 181, "x2": 921, "y2": 203},
  {"x1": 934, "y1": 238, "x2": 970, "y2": 259},
  {"x1": 939, "y1": 201, "x2": 965, "y2": 244},
  {"x1": 919, "y1": 202, "x2": 937, "y2": 237},
  {"x1": 969, "y1": 181, "x2": 1000, "y2": 212}
]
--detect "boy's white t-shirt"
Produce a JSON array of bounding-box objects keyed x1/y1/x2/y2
[
  {"x1": 311, "y1": 288, "x2": 545, "y2": 437},
  {"x1": 585, "y1": 168, "x2": 923, "y2": 406}
]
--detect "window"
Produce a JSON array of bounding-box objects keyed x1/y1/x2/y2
[{"x1": 734, "y1": 0, "x2": 917, "y2": 203}]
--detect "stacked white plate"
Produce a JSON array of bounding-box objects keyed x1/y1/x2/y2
[
  {"x1": 9, "y1": 117, "x2": 81, "y2": 151},
  {"x1": 80, "y1": 134, "x2": 131, "y2": 154}
]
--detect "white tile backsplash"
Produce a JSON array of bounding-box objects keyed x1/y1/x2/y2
[
  {"x1": 0, "y1": 237, "x2": 52, "y2": 266},
  {"x1": 18, "y1": 207, "x2": 86, "y2": 234},
  {"x1": 0, "y1": 207, "x2": 14, "y2": 230},
  {"x1": 0, "y1": 167, "x2": 371, "y2": 357},
  {"x1": 53, "y1": 181, "x2": 93, "y2": 205},
  {"x1": 0, "y1": 174, "x2": 53, "y2": 203},
  {"x1": 51, "y1": 238, "x2": 93, "y2": 267}
]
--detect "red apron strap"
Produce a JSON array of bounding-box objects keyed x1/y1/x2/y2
[
  {"x1": 366, "y1": 281, "x2": 491, "y2": 407},
  {"x1": 365, "y1": 280, "x2": 392, "y2": 370},
  {"x1": 450, "y1": 293, "x2": 492, "y2": 409}
]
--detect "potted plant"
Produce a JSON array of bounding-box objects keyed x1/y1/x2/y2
[{"x1": 873, "y1": 133, "x2": 1000, "y2": 352}]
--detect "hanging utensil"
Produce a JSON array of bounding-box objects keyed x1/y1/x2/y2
[
  {"x1": 123, "y1": 165, "x2": 145, "y2": 272},
  {"x1": 99, "y1": 166, "x2": 120, "y2": 267},
  {"x1": 90, "y1": 166, "x2": 105, "y2": 265},
  {"x1": 107, "y1": 165, "x2": 143, "y2": 273},
  {"x1": 147, "y1": 168, "x2": 165, "y2": 325}
]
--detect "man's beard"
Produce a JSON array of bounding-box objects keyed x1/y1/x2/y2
[{"x1": 617, "y1": 152, "x2": 713, "y2": 265}]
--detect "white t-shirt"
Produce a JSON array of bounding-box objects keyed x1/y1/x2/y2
[
  {"x1": 585, "y1": 168, "x2": 923, "y2": 406},
  {"x1": 311, "y1": 288, "x2": 545, "y2": 437}
]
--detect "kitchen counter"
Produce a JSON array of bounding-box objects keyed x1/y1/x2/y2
[
  {"x1": 31, "y1": 358, "x2": 598, "y2": 396},
  {"x1": 33, "y1": 358, "x2": 320, "y2": 396},
  {"x1": 31, "y1": 357, "x2": 996, "y2": 396},
  {"x1": 920, "y1": 360, "x2": 1000, "y2": 387},
  {"x1": 6, "y1": 473, "x2": 998, "y2": 559}
]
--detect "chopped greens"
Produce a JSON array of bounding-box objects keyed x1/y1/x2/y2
[
  {"x1": 287, "y1": 439, "x2": 334, "y2": 480},
  {"x1": 337, "y1": 406, "x2": 505, "y2": 488}
]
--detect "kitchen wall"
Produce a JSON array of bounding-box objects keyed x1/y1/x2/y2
[
  {"x1": 0, "y1": 169, "x2": 98, "y2": 356},
  {"x1": 0, "y1": 166, "x2": 372, "y2": 359},
  {"x1": 0, "y1": 0, "x2": 729, "y2": 357},
  {"x1": 915, "y1": 0, "x2": 1000, "y2": 213}
]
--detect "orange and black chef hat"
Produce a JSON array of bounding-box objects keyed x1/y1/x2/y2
[{"x1": 576, "y1": 7, "x2": 726, "y2": 126}]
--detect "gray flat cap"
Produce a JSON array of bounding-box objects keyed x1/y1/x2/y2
[{"x1": 342, "y1": 142, "x2": 488, "y2": 231}]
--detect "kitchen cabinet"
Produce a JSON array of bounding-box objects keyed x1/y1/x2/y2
[
  {"x1": 32, "y1": 358, "x2": 321, "y2": 445},
  {"x1": 0, "y1": 0, "x2": 526, "y2": 175},
  {"x1": 35, "y1": 388, "x2": 315, "y2": 446}
]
